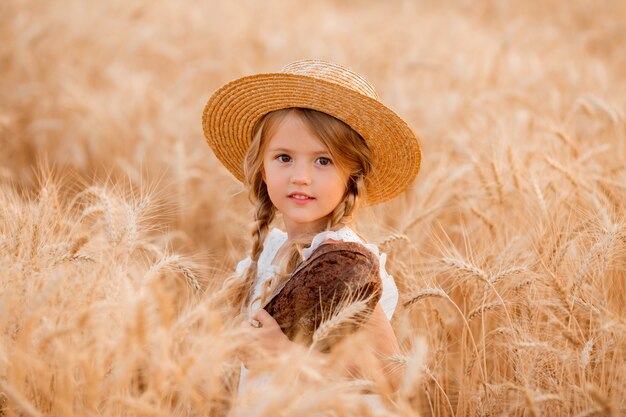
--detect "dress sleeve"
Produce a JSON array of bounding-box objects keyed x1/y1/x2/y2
[{"x1": 264, "y1": 242, "x2": 382, "y2": 351}]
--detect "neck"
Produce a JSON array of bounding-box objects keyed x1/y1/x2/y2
[
  {"x1": 283, "y1": 217, "x2": 328, "y2": 241},
  {"x1": 283, "y1": 217, "x2": 352, "y2": 242}
]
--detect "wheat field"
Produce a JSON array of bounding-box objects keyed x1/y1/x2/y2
[{"x1": 1, "y1": 0, "x2": 625, "y2": 416}]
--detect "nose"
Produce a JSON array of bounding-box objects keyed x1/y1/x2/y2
[{"x1": 290, "y1": 162, "x2": 312, "y2": 185}]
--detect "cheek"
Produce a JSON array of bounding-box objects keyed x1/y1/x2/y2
[
  {"x1": 261, "y1": 158, "x2": 269, "y2": 182},
  {"x1": 262, "y1": 166, "x2": 285, "y2": 203},
  {"x1": 262, "y1": 164, "x2": 279, "y2": 187},
  {"x1": 328, "y1": 173, "x2": 348, "y2": 199}
]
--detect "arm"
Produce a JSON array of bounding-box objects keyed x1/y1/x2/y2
[
  {"x1": 245, "y1": 243, "x2": 402, "y2": 387},
  {"x1": 357, "y1": 303, "x2": 404, "y2": 391},
  {"x1": 247, "y1": 305, "x2": 404, "y2": 392}
]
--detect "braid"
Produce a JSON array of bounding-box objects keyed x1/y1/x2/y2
[
  {"x1": 239, "y1": 175, "x2": 276, "y2": 311},
  {"x1": 327, "y1": 175, "x2": 365, "y2": 230},
  {"x1": 219, "y1": 188, "x2": 275, "y2": 313},
  {"x1": 245, "y1": 189, "x2": 275, "y2": 297},
  {"x1": 221, "y1": 113, "x2": 278, "y2": 314}
]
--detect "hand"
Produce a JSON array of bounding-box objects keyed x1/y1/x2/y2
[
  {"x1": 249, "y1": 308, "x2": 292, "y2": 355},
  {"x1": 236, "y1": 309, "x2": 292, "y2": 367}
]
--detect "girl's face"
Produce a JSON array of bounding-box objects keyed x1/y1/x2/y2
[{"x1": 262, "y1": 112, "x2": 349, "y2": 237}]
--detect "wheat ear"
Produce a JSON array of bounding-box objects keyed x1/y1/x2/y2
[
  {"x1": 471, "y1": 206, "x2": 495, "y2": 236},
  {"x1": 507, "y1": 147, "x2": 521, "y2": 190},
  {"x1": 379, "y1": 233, "x2": 410, "y2": 249},
  {"x1": 468, "y1": 302, "x2": 504, "y2": 321},
  {"x1": 490, "y1": 161, "x2": 505, "y2": 205},
  {"x1": 553, "y1": 129, "x2": 580, "y2": 157},
  {"x1": 404, "y1": 288, "x2": 447, "y2": 307},
  {"x1": 490, "y1": 266, "x2": 525, "y2": 285},
  {"x1": 311, "y1": 300, "x2": 369, "y2": 348},
  {"x1": 530, "y1": 173, "x2": 548, "y2": 216},
  {"x1": 441, "y1": 257, "x2": 489, "y2": 282}
]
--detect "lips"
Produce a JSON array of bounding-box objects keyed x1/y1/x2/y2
[{"x1": 288, "y1": 192, "x2": 315, "y2": 203}]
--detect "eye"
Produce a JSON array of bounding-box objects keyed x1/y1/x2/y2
[
  {"x1": 316, "y1": 157, "x2": 332, "y2": 166},
  {"x1": 276, "y1": 154, "x2": 291, "y2": 163}
]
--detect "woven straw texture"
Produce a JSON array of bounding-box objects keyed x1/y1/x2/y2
[{"x1": 202, "y1": 60, "x2": 421, "y2": 205}]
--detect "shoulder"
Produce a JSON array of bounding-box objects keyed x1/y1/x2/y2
[
  {"x1": 298, "y1": 241, "x2": 381, "y2": 287},
  {"x1": 309, "y1": 240, "x2": 378, "y2": 264},
  {"x1": 266, "y1": 242, "x2": 383, "y2": 313}
]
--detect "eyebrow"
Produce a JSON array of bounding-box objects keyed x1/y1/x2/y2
[{"x1": 267, "y1": 147, "x2": 330, "y2": 156}]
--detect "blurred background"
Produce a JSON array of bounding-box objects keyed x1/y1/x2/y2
[{"x1": 3, "y1": 0, "x2": 624, "y2": 259}]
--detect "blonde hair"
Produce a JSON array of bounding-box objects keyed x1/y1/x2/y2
[{"x1": 229, "y1": 108, "x2": 373, "y2": 312}]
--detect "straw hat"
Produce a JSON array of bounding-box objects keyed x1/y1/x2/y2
[{"x1": 202, "y1": 59, "x2": 421, "y2": 205}]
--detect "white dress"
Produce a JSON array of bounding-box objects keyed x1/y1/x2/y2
[{"x1": 235, "y1": 226, "x2": 399, "y2": 396}]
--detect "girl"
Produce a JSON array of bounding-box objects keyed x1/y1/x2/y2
[{"x1": 202, "y1": 60, "x2": 421, "y2": 396}]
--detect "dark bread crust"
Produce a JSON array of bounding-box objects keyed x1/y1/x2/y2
[{"x1": 263, "y1": 241, "x2": 382, "y2": 349}]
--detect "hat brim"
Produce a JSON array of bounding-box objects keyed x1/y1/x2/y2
[{"x1": 202, "y1": 72, "x2": 421, "y2": 205}]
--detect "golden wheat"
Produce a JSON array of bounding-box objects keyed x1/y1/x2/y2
[{"x1": 1, "y1": 0, "x2": 625, "y2": 416}]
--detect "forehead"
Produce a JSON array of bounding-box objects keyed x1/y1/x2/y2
[{"x1": 264, "y1": 112, "x2": 328, "y2": 152}]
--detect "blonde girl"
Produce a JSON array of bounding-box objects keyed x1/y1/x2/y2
[{"x1": 202, "y1": 60, "x2": 421, "y2": 396}]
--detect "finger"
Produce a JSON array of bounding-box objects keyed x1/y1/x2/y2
[{"x1": 251, "y1": 308, "x2": 276, "y2": 328}]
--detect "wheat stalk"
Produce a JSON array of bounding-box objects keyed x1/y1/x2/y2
[
  {"x1": 145, "y1": 255, "x2": 201, "y2": 291},
  {"x1": 490, "y1": 266, "x2": 526, "y2": 285},
  {"x1": 385, "y1": 354, "x2": 408, "y2": 365},
  {"x1": 512, "y1": 278, "x2": 536, "y2": 292},
  {"x1": 471, "y1": 206, "x2": 495, "y2": 236},
  {"x1": 581, "y1": 339, "x2": 594, "y2": 367},
  {"x1": 468, "y1": 301, "x2": 504, "y2": 321},
  {"x1": 378, "y1": 233, "x2": 410, "y2": 249},
  {"x1": 582, "y1": 95, "x2": 621, "y2": 124},
  {"x1": 441, "y1": 257, "x2": 489, "y2": 282},
  {"x1": 404, "y1": 288, "x2": 447, "y2": 307},
  {"x1": 529, "y1": 172, "x2": 548, "y2": 217},
  {"x1": 574, "y1": 229, "x2": 616, "y2": 285},
  {"x1": 544, "y1": 156, "x2": 580, "y2": 189},
  {"x1": 490, "y1": 161, "x2": 505, "y2": 205},
  {"x1": 507, "y1": 147, "x2": 522, "y2": 190},
  {"x1": 311, "y1": 300, "x2": 370, "y2": 348},
  {"x1": 486, "y1": 326, "x2": 515, "y2": 338},
  {"x1": 552, "y1": 129, "x2": 580, "y2": 157}
]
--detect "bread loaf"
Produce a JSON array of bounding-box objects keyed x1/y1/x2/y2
[{"x1": 263, "y1": 241, "x2": 382, "y2": 350}]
